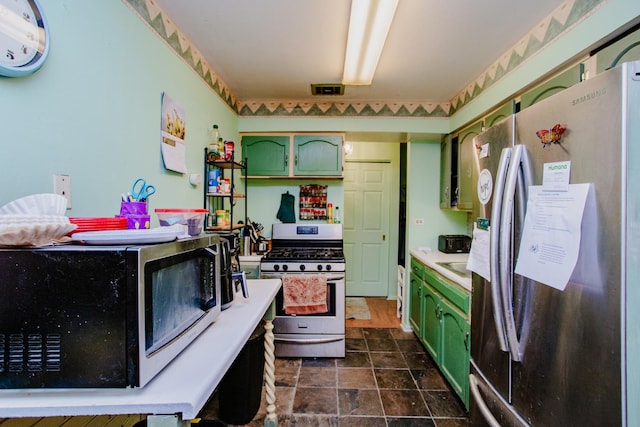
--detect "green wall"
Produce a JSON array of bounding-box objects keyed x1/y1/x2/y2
[
  {"x1": 0, "y1": 1, "x2": 238, "y2": 222},
  {"x1": 406, "y1": 141, "x2": 468, "y2": 251}
]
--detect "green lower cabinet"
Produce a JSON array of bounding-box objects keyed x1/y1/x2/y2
[
  {"x1": 409, "y1": 256, "x2": 471, "y2": 409},
  {"x1": 409, "y1": 260, "x2": 424, "y2": 335},
  {"x1": 420, "y1": 283, "x2": 440, "y2": 361},
  {"x1": 440, "y1": 300, "x2": 470, "y2": 408}
]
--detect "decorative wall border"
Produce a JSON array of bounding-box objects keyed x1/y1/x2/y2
[{"x1": 123, "y1": 0, "x2": 603, "y2": 118}]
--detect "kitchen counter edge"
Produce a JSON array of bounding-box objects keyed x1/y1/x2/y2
[{"x1": 409, "y1": 249, "x2": 471, "y2": 292}]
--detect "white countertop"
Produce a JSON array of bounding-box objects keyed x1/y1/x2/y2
[
  {"x1": 239, "y1": 254, "x2": 263, "y2": 263},
  {"x1": 0, "y1": 279, "x2": 281, "y2": 420},
  {"x1": 410, "y1": 249, "x2": 471, "y2": 291}
]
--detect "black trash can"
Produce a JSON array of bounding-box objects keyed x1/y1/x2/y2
[{"x1": 217, "y1": 320, "x2": 266, "y2": 425}]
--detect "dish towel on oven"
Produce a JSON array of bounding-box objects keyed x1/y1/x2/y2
[{"x1": 282, "y1": 274, "x2": 328, "y2": 315}]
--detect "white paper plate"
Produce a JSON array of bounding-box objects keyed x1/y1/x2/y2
[
  {"x1": 0, "y1": 193, "x2": 67, "y2": 216},
  {"x1": 0, "y1": 215, "x2": 70, "y2": 225},
  {"x1": 71, "y1": 227, "x2": 182, "y2": 245},
  {"x1": 0, "y1": 223, "x2": 77, "y2": 247}
]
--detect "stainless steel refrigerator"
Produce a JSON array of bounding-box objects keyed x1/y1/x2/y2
[{"x1": 468, "y1": 60, "x2": 640, "y2": 426}]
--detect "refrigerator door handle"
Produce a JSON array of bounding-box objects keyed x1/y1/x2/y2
[
  {"x1": 469, "y1": 374, "x2": 502, "y2": 427},
  {"x1": 499, "y1": 144, "x2": 531, "y2": 362},
  {"x1": 490, "y1": 147, "x2": 511, "y2": 352}
]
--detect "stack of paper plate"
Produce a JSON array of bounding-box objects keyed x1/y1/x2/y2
[
  {"x1": 0, "y1": 194, "x2": 75, "y2": 247},
  {"x1": 0, "y1": 215, "x2": 76, "y2": 247}
]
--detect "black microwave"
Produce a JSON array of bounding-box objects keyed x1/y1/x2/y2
[{"x1": 0, "y1": 235, "x2": 222, "y2": 389}]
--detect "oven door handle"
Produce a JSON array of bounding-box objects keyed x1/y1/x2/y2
[
  {"x1": 275, "y1": 336, "x2": 344, "y2": 344},
  {"x1": 324, "y1": 275, "x2": 345, "y2": 281}
]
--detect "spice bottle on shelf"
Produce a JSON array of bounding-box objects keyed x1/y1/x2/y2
[
  {"x1": 208, "y1": 124, "x2": 220, "y2": 161},
  {"x1": 333, "y1": 206, "x2": 341, "y2": 224},
  {"x1": 217, "y1": 137, "x2": 225, "y2": 160},
  {"x1": 327, "y1": 203, "x2": 333, "y2": 223},
  {"x1": 224, "y1": 140, "x2": 235, "y2": 161}
]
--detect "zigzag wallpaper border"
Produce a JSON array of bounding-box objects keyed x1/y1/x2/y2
[{"x1": 123, "y1": 0, "x2": 603, "y2": 118}]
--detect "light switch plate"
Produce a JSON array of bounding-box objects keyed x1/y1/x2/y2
[{"x1": 53, "y1": 174, "x2": 72, "y2": 209}]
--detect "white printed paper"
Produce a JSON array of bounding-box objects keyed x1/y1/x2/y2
[
  {"x1": 542, "y1": 161, "x2": 571, "y2": 192},
  {"x1": 514, "y1": 183, "x2": 590, "y2": 290},
  {"x1": 160, "y1": 93, "x2": 188, "y2": 174},
  {"x1": 467, "y1": 223, "x2": 491, "y2": 281}
]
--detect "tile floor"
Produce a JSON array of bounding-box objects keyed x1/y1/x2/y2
[{"x1": 199, "y1": 327, "x2": 470, "y2": 426}]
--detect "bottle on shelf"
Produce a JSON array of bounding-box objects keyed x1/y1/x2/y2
[
  {"x1": 217, "y1": 137, "x2": 225, "y2": 160},
  {"x1": 333, "y1": 206, "x2": 341, "y2": 224},
  {"x1": 208, "y1": 125, "x2": 220, "y2": 161},
  {"x1": 327, "y1": 203, "x2": 333, "y2": 223}
]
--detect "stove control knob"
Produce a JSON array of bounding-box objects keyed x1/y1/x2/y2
[
  {"x1": 274, "y1": 264, "x2": 280, "y2": 271},
  {"x1": 300, "y1": 264, "x2": 306, "y2": 271},
  {"x1": 282, "y1": 265, "x2": 288, "y2": 271},
  {"x1": 317, "y1": 265, "x2": 323, "y2": 271},
  {"x1": 326, "y1": 265, "x2": 332, "y2": 271}
]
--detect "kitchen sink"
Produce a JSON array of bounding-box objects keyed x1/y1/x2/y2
[{"x1": 436, "y1": 261, "x2": 471, "y2": 279}]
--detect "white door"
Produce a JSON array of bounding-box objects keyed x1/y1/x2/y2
[{"x1": 343, "y1": 161, "x2": 391, "y2": 296}]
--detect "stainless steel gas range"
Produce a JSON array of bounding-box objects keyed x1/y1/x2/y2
[{"x1": 260, "y1": 223, "x2": 345, "y2": 358}]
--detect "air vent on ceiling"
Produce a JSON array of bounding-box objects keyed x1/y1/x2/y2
[{"x1": 311, "y1": 83, "x2": 345, "y2": 96}]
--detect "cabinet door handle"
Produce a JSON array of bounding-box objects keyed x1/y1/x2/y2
[
  {"x1": 464, "y1": 332, "x2": 470, "y2": 351},
  {"x1": 285, "y1": 154, "x2": 288, "y2": 166},
  {"x1": 295, "y1": 154, "x2": 298, "y2": 165}
]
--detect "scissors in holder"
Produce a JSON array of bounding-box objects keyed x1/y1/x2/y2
[{"x1": 131, "y1": 178, "x2": 156, "y2": 202}]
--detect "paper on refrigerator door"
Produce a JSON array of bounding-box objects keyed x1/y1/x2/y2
[
  {"x1": 514, "y1": 183, "x2": 590, "y2": 290},
  {"x1": 467, "y1": 223, "x2": 491, "y2": 281}
]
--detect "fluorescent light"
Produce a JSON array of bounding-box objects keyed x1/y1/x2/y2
[{"x1": 342, "y1": 0, "x2": 399, "y2": 85}]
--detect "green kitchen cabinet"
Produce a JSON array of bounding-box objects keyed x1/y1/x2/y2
[
  {"x1": 410, "y1": 256, "x2": 471, "y2": 409},
  {"x1": 241, "y1": 134, "x2": 343, "y2": 177},
  {"x1": 409, "y1": 258, "x2": 424, "y2": 335},
  {"x1": 420, "y1": 282, "x2": 440, "y2": 361},
  {"x1": 483, "y1": 100, "x2": 516, "y2": 129},
  {"x1": 519, "y1": 63, "x2": 584, "y2": 110},
  {"x1": 439, "y1": 297, "x2": 470, "y2": 407},
  {"x1": 593, "y1": 27, "x2": 640, "y2": 73},
  {"x1": 293, "y1": 135, "x2": 343, "y2": 176},
  {"x1": 241, "y1": 135, "x2": 290, "y2": 176},
  {"x1": 454, "y1": 120, "x2": 483, "y2": 211},
  {"x1": 440, "y1": 120, "x2": 481, "y2": 211},
  {"x1": 439, "y1": 135, "x2": 453, "y2": 209}
]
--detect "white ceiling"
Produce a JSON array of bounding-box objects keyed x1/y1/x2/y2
[{"x1": 153, "y1": 0, "x2": 565, "y2": 106}]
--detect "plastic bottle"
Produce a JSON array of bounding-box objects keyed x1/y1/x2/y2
[
  {"x1": 333, "y1": 206, "x2": 341, "y2": 224},
  {"x1": 208, "y1": 124, "x2": 220, "y2": 160},
  {"x1": 327, "y1": 203, "x2": 333, "y2": 223}
]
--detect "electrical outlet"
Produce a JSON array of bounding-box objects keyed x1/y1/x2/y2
[
  {"x1": 414, "y1": 218, "x2": 424, "y2": 225},
  {"x1": 53, "y1": 174, "x2": 72, "y2": 209}
]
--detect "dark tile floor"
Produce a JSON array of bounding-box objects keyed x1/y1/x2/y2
[{"x1": 200, "y1": 327, "x2": 470, "y2": 426}]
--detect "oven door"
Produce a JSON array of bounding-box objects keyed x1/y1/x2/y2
[{"x1": 260, "y1": 273, "x2": 345, "y2": 335}]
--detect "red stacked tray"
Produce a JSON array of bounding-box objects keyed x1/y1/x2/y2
[{"x1": 68, "y1": 217, "x2": 128, "y2": 233}]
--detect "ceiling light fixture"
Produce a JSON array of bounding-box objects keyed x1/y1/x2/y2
[{"x1": 342, "y1": 0, "x2": 399, "y2": 86}]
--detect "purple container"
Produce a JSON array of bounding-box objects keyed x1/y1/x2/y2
[{"x1": 120, "y1": 201, "x2": 148, "y2": 216}]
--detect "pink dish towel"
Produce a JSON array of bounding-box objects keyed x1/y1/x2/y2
[{"x1": 282, "y1": 274, "x2": 328, "y2": 315}]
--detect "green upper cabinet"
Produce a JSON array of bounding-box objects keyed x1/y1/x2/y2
[
  {"x1": 593, "y1": 27, "x2": 640, "y2": 74},
  {"x1": 293, "y1": 135, "x2": 343, "y2": 176},
  {"x1": 456, "y1": 121, "x2": 483, "y2": 211},
  {"x1": 241, "y1": 134, "x2": 343, "y2": 177},
  {"x1": 241, "y1": 135, "x2": 290, "y2": 176},
  {"x1": 439, "y1": 135, "x2": 453, "y2": 209},
  {"x1": 483, "y1": 100, "x2": 516, "y2": 129},
  {"x1": 519, "y1": 63, "x2": 584, "y2": 110}
]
